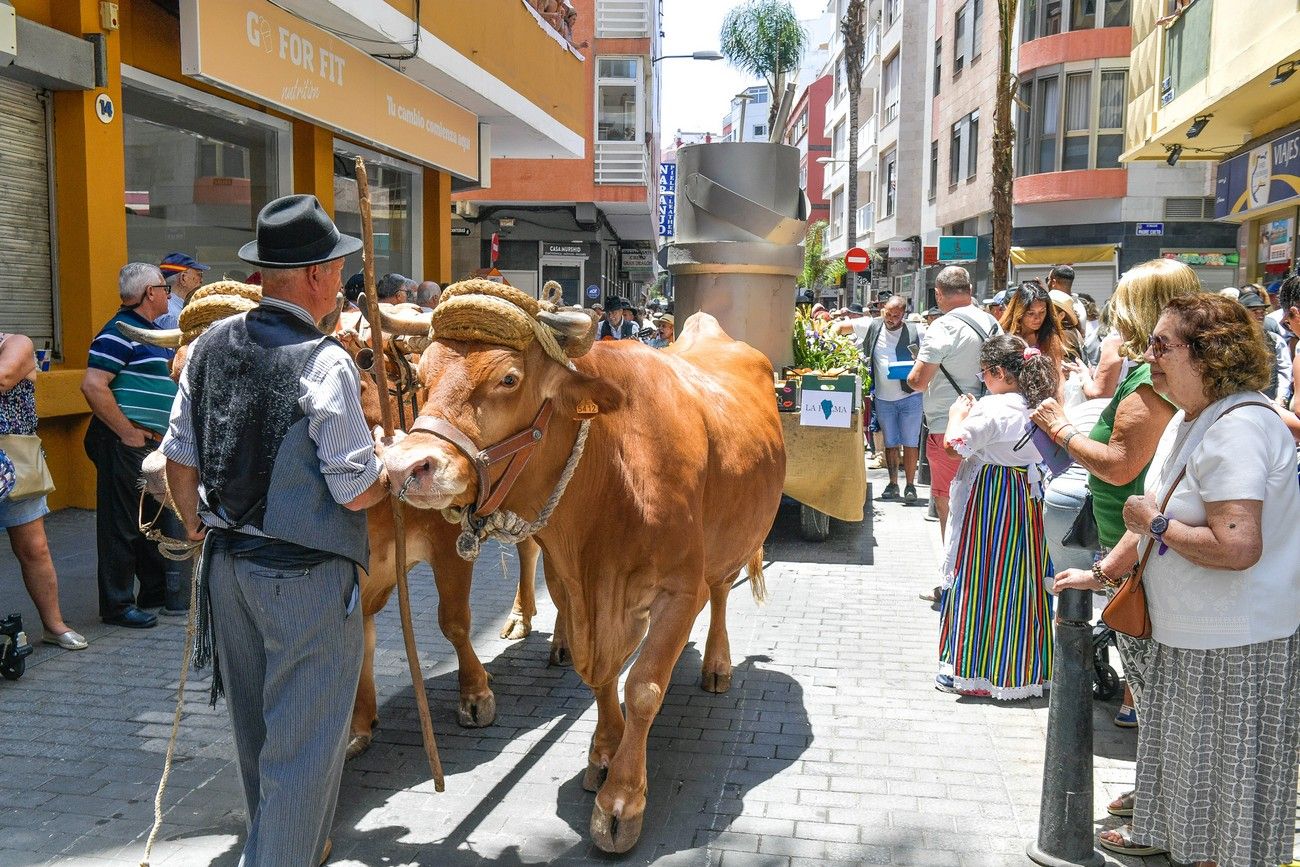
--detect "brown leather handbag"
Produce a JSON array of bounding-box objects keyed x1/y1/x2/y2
[
  {"x1": 1100, "y1": 467, "x2": 1184, "y2": 639},
  {"x1": 1102, "y1": 399, "x2": 1274, "y2": 639}
]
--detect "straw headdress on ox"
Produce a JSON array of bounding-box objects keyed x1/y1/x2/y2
[
  {"x1": 380, "y1": 278, "x2": 596, "y2": 368},
  {"x1": 115, "y1": 280, "x2": 262, "y2": 348}
]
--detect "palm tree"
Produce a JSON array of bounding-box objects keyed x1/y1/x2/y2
[
  {"x1": 719, "y1": 0, "x2": 807, "y2": 130},
  {"x1": 991, "y1": 0, "x2": 1020, "y2": 295},
  {"x1": 841, "y1": 0, "x2": 867, "y2": 302}
]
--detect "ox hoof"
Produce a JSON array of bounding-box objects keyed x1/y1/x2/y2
[
  {"x1": 590, "y1": 799, "x2": 644, "y2": 854},
  {"x1": 345, "y1": 732, "x2": 372, "y2": 760},
  {"x1": 499, "y1": 613, "x2": 532, "y2": 641},
  {"x1": 700, "y1": 669, "x2": 732, "y2": 694},
  {"x1": 549, "y1": 644, "x2": 572, "y2": 667},
  {"x1": 456, "y1": 692, "x2": 497, "y2": 728},
  {"x1": 582, "y1": 759, "x2": 608, "y2": 793}
]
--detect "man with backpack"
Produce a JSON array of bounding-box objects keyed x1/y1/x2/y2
[
  {"x1": 864, "y1": 295, "x2": 922, "y2": 503},
  {"x1": 906, "y1": 266, "x2": 1001, "y2": 535}
]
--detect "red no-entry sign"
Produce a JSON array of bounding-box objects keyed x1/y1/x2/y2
[{"x1": 845, "y1": 247, "x2": 870, "y2": 272}]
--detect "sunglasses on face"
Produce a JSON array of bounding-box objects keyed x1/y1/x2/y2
[{"x1": 1146, "y1": 334, "x2": 1189, "y2": 359}]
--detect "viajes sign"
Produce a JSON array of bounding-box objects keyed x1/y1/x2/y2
[
  {"x1": 180, "y1": 0, "x2": 479, "y2": 179},
  {"x1": 1215, "y1": 127, "x2": 1300, "y2": 220}
]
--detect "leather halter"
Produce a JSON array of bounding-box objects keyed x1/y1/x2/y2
[{"x1": 409, "y1": 400, "x2": 555, "y2": 520}]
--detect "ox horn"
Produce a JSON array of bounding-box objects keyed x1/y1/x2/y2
[
  {"x1": 379, "y1": 307, "x2": 434, "y2": 336},
  {"x1": 537, "y1": 309, "x2": 595, "y2": 339},
  {"x1": 116, "y1": 321, "x2": 183, "y2": 348}
]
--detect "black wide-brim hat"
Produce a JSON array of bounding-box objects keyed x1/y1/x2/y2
[{"x1": 238, "y1": 194, "x2": 362, "y2": 268}]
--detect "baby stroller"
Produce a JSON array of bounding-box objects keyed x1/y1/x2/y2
[
  {"x1": 0, "y1": 613, "x2": 32, "y2": 681},
  {"x1": 1092, "y1": 621, "x2": 1120, "y2": 700}
]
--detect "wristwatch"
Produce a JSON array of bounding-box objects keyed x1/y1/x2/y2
[{"x1": 1150, "y1": 514, "x2": 1170, "y2": 556}]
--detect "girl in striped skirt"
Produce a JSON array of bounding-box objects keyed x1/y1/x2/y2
[{"x1": 937, "y1": 334, "x2": 1058, "y2": 700}]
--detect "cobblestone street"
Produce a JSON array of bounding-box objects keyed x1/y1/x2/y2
[{"x1": 0, "y1": 473, "x2": 1273, "y2": 866}]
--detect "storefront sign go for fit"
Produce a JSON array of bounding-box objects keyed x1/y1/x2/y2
[{"x1": 180, "y1": 0, "x2": 479, "y2": 180}]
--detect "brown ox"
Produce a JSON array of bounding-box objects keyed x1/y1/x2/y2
[
  {"x1": 379, "y1": 299, "x2": 784, "y2": 853},
  {"x1": 128, "y1": 301, "x2": 541, "y2": 761}
]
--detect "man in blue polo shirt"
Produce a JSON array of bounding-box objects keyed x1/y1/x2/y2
[{"x1": 80, "y1": 262, "x2": 182, "y2": 628}]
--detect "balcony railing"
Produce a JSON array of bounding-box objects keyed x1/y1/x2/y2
[
  {"x1": 595, "y1": 141, "x2": 649, "y2": 185},
  {"x1": 857, "y1": 116, "x2": 878, "y2": 168},
  {"x1": 596, "y1": 0, "x2": 651, "y2": 38}
]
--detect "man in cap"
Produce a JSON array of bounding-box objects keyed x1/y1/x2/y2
[
  {"x1": 161, "y1": 194, "x2": 391, "y2": 866},
  {"x1": 81, "y1": 263, "x2": 185, "y2": 628},
  {"x1": 831, "y1": 302, "x2": 872, "y2": 342},
  {"x1": 1240, "y1": 291, "x2": 1292, "y2": 405},
  {"x1": 984, "y1": 289, "x2": 1008, "y2": 322},
  {"x1": 154, "y1": 253, "x2": 210, "y2": 329}
]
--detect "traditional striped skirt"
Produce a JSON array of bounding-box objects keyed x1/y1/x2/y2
[{"x1": 938, "y1": 463, "x2": 1054, "y2": 700}]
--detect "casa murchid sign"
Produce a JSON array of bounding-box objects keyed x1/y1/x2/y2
[{"x1": 180, "y1": 0, "x2": 479, "y2": 180}]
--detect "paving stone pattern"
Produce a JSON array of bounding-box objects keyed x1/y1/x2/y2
[{"x1": 0, "y1": 478, "x2": 1292, "y2": 865}]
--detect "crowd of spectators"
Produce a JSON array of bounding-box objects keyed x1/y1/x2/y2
[{"x1": 819, "y1": 260, "x2": 1300, "y2": 865}]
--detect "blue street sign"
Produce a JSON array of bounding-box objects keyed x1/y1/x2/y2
[
  {"x1": 937, "y1": 235, "x2": 977, "y2": 262},
  {"x1": 1136, "y1": 222, "x2": 1164, "y2": 236},
  {"x1": 586, "y1": 284, "x2": 600, "y2": 299}
]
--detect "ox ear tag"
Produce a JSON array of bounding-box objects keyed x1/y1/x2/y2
[{"x1": 574, "y1": 398, "x2": 600, "y2": 420}]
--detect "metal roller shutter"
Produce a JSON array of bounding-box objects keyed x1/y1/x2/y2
[
  {"x1": 1013, "y1": 263, "x2": 1119, "y2": 306},
  {"x1": 0, "y1": 77, "x2": 55, "y2": 351}
]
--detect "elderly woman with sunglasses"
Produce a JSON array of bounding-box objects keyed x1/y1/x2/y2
[
  {"x1": 1054, "y1": 293, "x2": 1300, "y2": 866},
  {"x1": 1030, "y1": 259, "x2": 1197, "y2": 737}
]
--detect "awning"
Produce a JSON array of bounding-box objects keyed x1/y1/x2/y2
[{"x1": 1010, "y1": 244, "x2": 1117, "y2": 266}]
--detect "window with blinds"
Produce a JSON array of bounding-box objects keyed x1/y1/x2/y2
[{"x1": 0, "y1": 77, "x2": 55, "y2": 354}]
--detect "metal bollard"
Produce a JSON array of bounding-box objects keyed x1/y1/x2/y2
[{"x1": 1027, "y1": 587, "x2": 1104, "y2": 867}]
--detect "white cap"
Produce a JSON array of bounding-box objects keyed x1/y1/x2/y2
[{"x1": 1219, "y1": 287, "x2": 1240, "y2": 301}]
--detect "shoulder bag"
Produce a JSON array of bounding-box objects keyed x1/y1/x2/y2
[
  {"x1": 0, "y1": 433, "x2": 55, "y2": 501},
  {"x1": 1101, "y1": 399, "x2": 1274, "y2": 639},
  {"x1": 1061, "y1": 491, "x2": 1099, "y2": 549}
]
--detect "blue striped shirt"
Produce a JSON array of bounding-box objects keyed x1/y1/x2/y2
[
  {"x1": 162, "y1": 297, "x2": 381, "y2": 524},
  {"x1": 87, "y1": 309, "x2": 178, "y2": 435}
]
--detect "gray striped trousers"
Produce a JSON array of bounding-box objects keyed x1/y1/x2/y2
[{"x1": 206, "y1": 541, "x2": 362, "y2": 867}]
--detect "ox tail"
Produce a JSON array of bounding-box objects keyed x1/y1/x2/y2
[{"x1": 746, "y1": 547, "x2": 767, "y2": 605}]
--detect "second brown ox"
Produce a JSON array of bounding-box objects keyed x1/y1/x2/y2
[{"x1": 378, "y1": 281, "x2": 785, "y2": 853}]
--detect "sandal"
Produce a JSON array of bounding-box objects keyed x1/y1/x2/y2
[
  {"x1": 1107, "y1": 790, "x2": 1135, "y2": 818},
  {"x1": 1098, "y1": 824, "x2": 1166, "y2": 857}
]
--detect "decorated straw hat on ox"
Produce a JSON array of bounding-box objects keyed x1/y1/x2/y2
[
  {"x1": 379, "y1": 278, "x2": 597, "y2": 365},
  {"x1": 115, "y1": 280, "x2": 262, "y2": 350}
]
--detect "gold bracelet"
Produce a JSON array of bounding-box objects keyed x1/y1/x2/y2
[{"x1": 1092, "y1": 561, "x2": 1123, "y2": 590}]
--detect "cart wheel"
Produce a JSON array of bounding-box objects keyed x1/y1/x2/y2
[
  {"x1": 1093, "y1": 664, "x2": 1119, "y2": 701},
  {"x1": 1, "y1": 659, "x2": 23, "y2": 681},
  {"x1": 799, "y1": 505, "x2": 831, "y2": 542}
]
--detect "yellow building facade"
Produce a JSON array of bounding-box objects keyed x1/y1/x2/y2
[
  {"x1": 1122, "y1": 0, "x2": 1300, "y2": 284},
  {"x1": 2, "y1": 0, "x2": 584, "y2": 510}
]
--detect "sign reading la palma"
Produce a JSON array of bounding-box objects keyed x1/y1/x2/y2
[{"x1": 180, "y1": 0, "x2": 479, "y2": 180}]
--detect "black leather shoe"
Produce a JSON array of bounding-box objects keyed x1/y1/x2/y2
[{"x1": 103, "y1": 606, "x2": 157, "y2": 629}]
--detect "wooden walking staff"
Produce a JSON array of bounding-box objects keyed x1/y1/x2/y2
[{"x1": 355, "y1": 156, "x2": 445, "y2": 791}]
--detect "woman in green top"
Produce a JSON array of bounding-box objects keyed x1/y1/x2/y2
[{"x1": 1032, "y1": 258, "x2": 1198, "y2": 802}]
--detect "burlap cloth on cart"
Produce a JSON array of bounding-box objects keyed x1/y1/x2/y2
[{"x1": 780, "y1": 410, "x2": 866, "y2": 522}]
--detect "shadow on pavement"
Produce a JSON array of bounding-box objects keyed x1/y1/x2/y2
[{"x1": 764, "y1": 499, "x2": 875, "y2": 567}]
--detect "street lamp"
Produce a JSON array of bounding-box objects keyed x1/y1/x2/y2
[{"x1": 651, "y1": 50, "x2": 723, "y2": 64}]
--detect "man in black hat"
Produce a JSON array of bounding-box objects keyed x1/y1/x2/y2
[
  {"x1": 161, "y1": 194, "x2": 390, "y2": 866},
  {"x1": 597, "y1": 296, "x2": 638, "y2": 340}
]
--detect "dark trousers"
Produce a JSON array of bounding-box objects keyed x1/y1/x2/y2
[{"x1": 84, "y1": 417, "x2": 186, "y2": 618}]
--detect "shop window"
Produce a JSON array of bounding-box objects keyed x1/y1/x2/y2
[
  {"x1": 333, "y1": 142, "x2": 421, "y2": 280},
  {"x1": 123, "y1": 73, "x2": 290, "y2": 281},
  {"x1": 596, "y1": 56, "x2": 642, "y2": 143}
]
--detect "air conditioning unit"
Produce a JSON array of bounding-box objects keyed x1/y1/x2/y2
[{"x1": 454, "y1": 201, "x2": 479, "y2": 219}]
